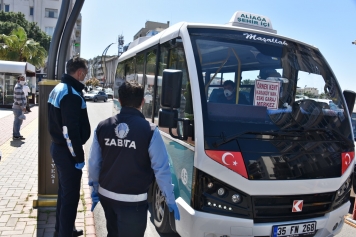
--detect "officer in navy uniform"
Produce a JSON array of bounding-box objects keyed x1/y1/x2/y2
[
  {"x1": 48, "y1": 57, "x2": 90, "y2": 237},
  {"x1": 88, "y1": 81, "x2": 180, "y2": 236}
]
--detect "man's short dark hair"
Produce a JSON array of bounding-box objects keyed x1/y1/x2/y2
[
  {"x1": 223, "y1": 80, "x2": 235, "y2": 87},
  {"x1": 119, "y1": 81, "x2": 144, "y2": 108},
  {"x1": 17, "y1": 75, "x2": 25, "y2": 80},
  {"x1": 66, "y1": 57, "x2": 88, "y2": 75}
]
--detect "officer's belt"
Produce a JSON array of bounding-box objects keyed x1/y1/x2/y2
[{"x1": 98, "y1": 186, "x2": 147, "y2": 202}]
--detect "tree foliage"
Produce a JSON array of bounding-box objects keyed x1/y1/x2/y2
[
  {"x1": 0, "y1": 11, "x2": 51, "y2": 50},
  {"x1": 0, "y1": 26, "x2": 47, "y2": 68},
  {"x1": 85, "y1": 78, "x2": 100, "y2": 87}
]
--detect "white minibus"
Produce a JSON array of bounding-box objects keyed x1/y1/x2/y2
[{"x1": 113, "y1": 11, "x2": 355, "y2": 237}]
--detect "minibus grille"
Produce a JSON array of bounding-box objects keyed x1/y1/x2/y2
[{"x1": 252, "y1": 192, "x2": 335, "y2": 223}]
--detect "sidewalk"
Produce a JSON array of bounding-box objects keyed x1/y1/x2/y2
[{"x1": 0, "y1": 106, "x2": 96, "y2": 237}]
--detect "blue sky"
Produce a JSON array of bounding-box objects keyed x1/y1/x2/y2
[{"x1": 80, "y1": 0, "x2": 356, "y2": 92}]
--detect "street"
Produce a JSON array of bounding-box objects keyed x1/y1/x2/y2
[
  {"x1": 84, "y1": 100, "x2": 180, "y2": 237},
  {"x1": 84, "y1": 100, "x2": 355, "y2": 237}
]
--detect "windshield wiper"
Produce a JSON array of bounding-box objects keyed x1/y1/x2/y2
[{"x1": 212, "y1": 130, "x2": 302, "y2": 148}]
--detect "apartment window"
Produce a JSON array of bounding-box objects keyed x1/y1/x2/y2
[
  {"x1": 45, "y1": 27, "x2": 54, "y2": 37},
  {"x1": 45, "y1": 8, "x2": 58, "y2": 18},
  {"x1": 4, "y1": 4, "x2": 10, "y2": 12},
  {"x1": 30, "y1": 7, "x2": 34, "y2": 16}
]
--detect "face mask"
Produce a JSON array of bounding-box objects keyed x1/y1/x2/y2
[
  {"x1": 19, "y1": 81, "x2": 25, "y2": 86},
  {"x1": 224, "y1": 89, "x2": 233, "y2": 97}
]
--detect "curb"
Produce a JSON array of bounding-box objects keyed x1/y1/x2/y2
[
  {"x1": 82, "y1": 165, "x2": 97, "y2": 236},
  {"x1": 345, "y1": 215, "x2": 356, "y2": 228}
]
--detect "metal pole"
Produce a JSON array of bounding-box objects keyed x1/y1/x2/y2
[
  {"x1": 47, "y1": 0, "x2": 70, "y2": 79},
  {"x1": 57, "y1": 0, "x2": 85, "y2": 79},
  {"x1": 101, "y1": 43, "x2": 115, "y2": 88}
]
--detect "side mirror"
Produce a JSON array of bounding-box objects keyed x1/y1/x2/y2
[
  {"x1": 158, "y1": 109, "x2": 194, "y2": 140},
  {"x1": 161, "y1": 69, "x2": 183, "y2": 109},
  {"x1": 158, "y1": 109, "x2": 177, "y2": 128},
  {"x1": 343, "y1": 90, "x2": 356, "y2": 117}
]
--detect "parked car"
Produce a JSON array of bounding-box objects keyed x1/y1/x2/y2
[
  {"x1": 83, "y1": 90, "x2": 108, "y2": 102},
  {"x1": 104, "y1": 88, "x2": 114, "y2": 99}
]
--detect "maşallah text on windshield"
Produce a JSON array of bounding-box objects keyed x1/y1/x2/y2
[{"x1": 243, "y1": 33, "x2": 288, "y2": 46}]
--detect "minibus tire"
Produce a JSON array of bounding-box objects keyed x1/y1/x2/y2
[{"x1": 152, "y1": 181, "x2": 174, "y2": 233}]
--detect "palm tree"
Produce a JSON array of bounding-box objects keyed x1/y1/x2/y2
[{"x1": 0, "y1": 26, "x2": 47, "y2": 68}]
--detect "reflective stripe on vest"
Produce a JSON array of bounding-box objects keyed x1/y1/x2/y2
[{"x1": 98, "y1": 185, "x2": 147, "y2": 202}]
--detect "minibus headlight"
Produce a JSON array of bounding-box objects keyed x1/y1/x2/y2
[
  {"x1": 232, "y1": 194, "x2": 241, "y2": 203},
  {"x1": 336, "y1": 176, "x2": 352, "y2": 197},
  {"x1": 192, "y1": 169, "x2": 253, "y2": 219},
  {"x1": 332, "y1": 173, "x2": 353, "y2": 210},
  {"x1": 217, "y1": 188, "x2": 225, "y2": 196}
]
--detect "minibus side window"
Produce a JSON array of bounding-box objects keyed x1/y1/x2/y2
[
  {"x1": 114, "y1": 62, "x2": 125, "y2": 99},
  {"x1": 135, "y1": 53, "x2": 144, "y2": 85},
  {"x1": 154, "y1": 45, "x2": 168, "y2": 123},
  {"x1": 125, "y1": 58, "x2": 135, "y2": 82},
  {"x1": 156, "y1": 41, "x2": 195, "y2": 145},
  {"x1": 143, "y1": 49, "x2": 157, "y2": 119}
]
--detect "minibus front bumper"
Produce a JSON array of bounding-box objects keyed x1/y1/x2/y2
[{"x1": 175, "y1": 198, "x2": 350, "y2": 237}]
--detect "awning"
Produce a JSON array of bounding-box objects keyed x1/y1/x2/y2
[{"x1": 0, "y1": 60, "x2": 36, "y2": 74}]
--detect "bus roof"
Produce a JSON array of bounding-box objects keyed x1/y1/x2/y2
[{"x1": 119, "y1": 12, "x2": 318, "y2": 62}]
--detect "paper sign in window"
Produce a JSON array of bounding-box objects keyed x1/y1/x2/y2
[{"x1": 253, "y1": 79, "x2": 280, "y2": 109}]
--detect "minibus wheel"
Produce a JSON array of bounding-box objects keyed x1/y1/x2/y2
[{"x1": 152, "y1": 181, "x2": 173, "y2": 233}]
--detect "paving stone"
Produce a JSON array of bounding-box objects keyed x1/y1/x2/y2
[
  {"x1": 14, "y1": 221, "x2": 26, "y2": 230},
  {"x1": 6, "y1": 217, "x2": 18, "y2": 227},
  {"x1": 23, "y1": 225, "x2": 35, "y2": 234},
  {"x1": 0, "y1": 108, "x2": 96, "y2": 237},
  {"x1": 0, "y1": 230, "x2": 23, "y2": 235},
  {"x1": 0, "y1": 214, "x2": 10, "y2": 222}
]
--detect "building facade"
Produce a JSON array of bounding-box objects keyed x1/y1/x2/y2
[
  {"x1": 87, "y1": 55, "x2": 119, "y2": 89},
  {"x1": 133, "y1": 21, "x2": 169, "y2": 40},
  {"x1": 296, "y1": 87, "x2": 319, "y2": 96},
  {"x1": 0, "y1": 0, "x2": 81, "y2": 58}
]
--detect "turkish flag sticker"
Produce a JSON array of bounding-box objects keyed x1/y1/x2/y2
[
  {"x1": 292, "y1": 200, "x2": 303, "y2": 212},
  {"x1": 205, "y1": 150, "x2": 248, "y2": 178},
  {"x1": 341, "y1": 152, "x2": 354, "y2": 174}
]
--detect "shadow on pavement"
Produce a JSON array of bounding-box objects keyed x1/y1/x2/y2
[{"x1": 10, "y1": 140, "x2": 25, "y2": 147}]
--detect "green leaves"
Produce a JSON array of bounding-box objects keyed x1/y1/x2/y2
[
  {"x1": 0, "y1": 26, "x2": 48, "y2": 68},
  {"x1": 0, "y1": 11, "x2": 51, "y2": 50}
]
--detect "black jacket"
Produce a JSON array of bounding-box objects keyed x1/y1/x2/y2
[
  {"x1": 96, "y1": 107, "x2": 154, "y2": 198},
  {"x1": 47, "y1": 74, "x2": 91, "y2": 163}
]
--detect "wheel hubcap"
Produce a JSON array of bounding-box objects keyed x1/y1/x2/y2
[{"x1": 155, "y1": 187, "x2": 166, "y2": 222}]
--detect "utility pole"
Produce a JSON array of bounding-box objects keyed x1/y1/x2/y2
[
  {"x1": 1, "y1": 0, "x2": 4, "y2": 11},
  {"x1": 118, "y1": 35, "x2": 124, "y2": 56}
]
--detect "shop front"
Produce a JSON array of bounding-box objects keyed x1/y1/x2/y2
[{"x1": 0, "y1": 61, "x2": 36, "y2": 108}]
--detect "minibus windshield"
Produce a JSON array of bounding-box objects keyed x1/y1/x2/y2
[
  {"x1": 189, "y1": 28, "x2": 351, "y2": 143},
  {"x1": 190, "y1": 28, "x2": 353, "y2": 180}
]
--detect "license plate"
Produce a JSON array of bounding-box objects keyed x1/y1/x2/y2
[{"x1": 272, "y1": 221, "x2": 316, "y2": 237}]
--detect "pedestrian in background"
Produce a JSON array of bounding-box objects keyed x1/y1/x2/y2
[
  {"x1": 47, "y1": 57, "x2": 91, "y2": 237},
  {"x1": 12, "y1": 75, "x2": 26, "y2": 140},
  {"x1": 22, "y1": 82, "x2": 31, "y2": 112},
  {"x1": 88, "y1": 81, "x2": 180, "y2": 237}
]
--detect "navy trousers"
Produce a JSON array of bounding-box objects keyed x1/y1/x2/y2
[
  {"x1": 51, "y1": 143, "x2": 82, "y2": 237},
  {"x1": 99, "y1": 194, "x2": 148, "y2": 237}
]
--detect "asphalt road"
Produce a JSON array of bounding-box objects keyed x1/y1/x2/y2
[
  {"x1": 84, "y1": 99, "x2": 356, "y2": 237},
  {"x1": 84, "y1": 100, "x2": 180, "y2": 237}
]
